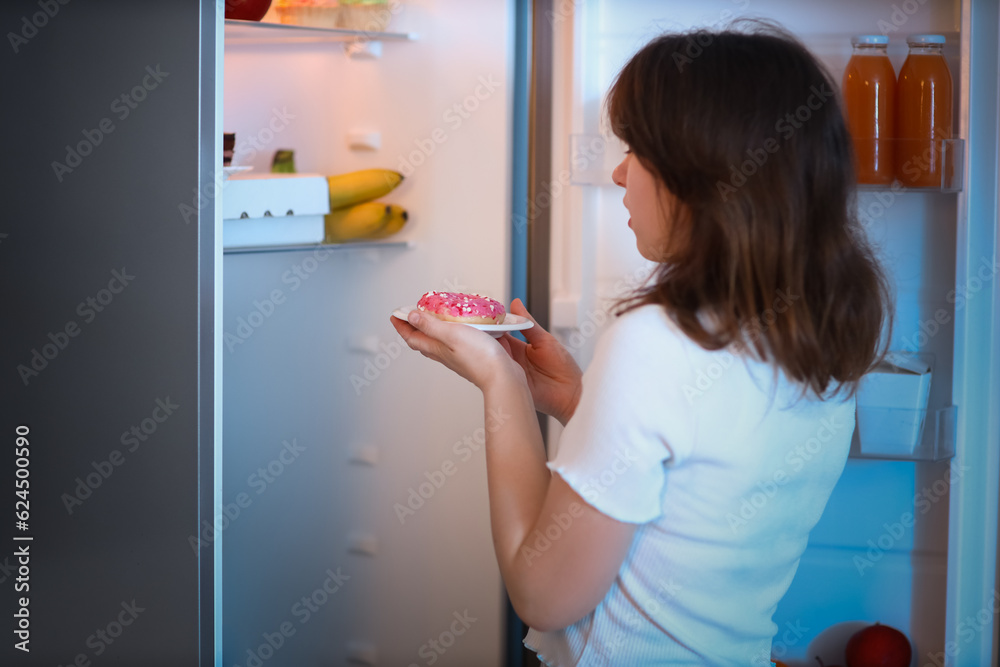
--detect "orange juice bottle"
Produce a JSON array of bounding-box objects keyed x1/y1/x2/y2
[
  {"x1": 895, "y1": 34, "x2": 953, "y2": 187},
  {"x1": 842, "y1": 35, "x2": 896, "y2": 185}
]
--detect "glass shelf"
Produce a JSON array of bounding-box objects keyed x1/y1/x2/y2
[
  {"x1": 224, "y1": 19, "x2": 417, "y2": 45},
  {"x1": 849, "y1": 351, "x2": 955, "y2": 462},
  {"x1": 567, "y1": 134, "x2": 965, "y2": 193},
  {"x1": 854, "y1": 138, "x2": 964, "y2": 193},
  {"x1": 223, "y1": 240, "x2": 414, "y2": 255},
  {"x1": 849, "y1": 404, "x2": 956, "y2": 462}
]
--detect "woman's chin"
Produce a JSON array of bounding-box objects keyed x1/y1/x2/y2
[{"x1": 636, "y1": 244, "x2": 667, "y2": 263}]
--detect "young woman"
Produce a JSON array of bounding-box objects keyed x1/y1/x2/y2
[{"x1": 391, "y1": 22, "x2": 891, "y2": 667}]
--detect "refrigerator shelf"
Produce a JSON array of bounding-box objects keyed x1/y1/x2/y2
[
  {"x1": 856, "y1": 183, "x2": 962, "y2": 194},
  {"x1": 223, "y1": 240, "x2": 414, "y2": 255},
  {"x1": 849, "y1": 404, "x2": 956, "y2": 462},
  {"x1": 224, "y1": 19, "x2": 418, "y2": 45},
  {"x1": 854, "y1": 138, "x2": 965, "y2": 193},
  {"x1": 567, "y1": 134, "x2": 965, "y2": 193}
]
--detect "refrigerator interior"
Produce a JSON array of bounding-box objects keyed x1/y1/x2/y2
[
  {"x1": 547, "y1": 0, "x2": 976, "y2": 664},
  {"x1": 220, "y1": 2, "x2": 513, "y2": 664}
]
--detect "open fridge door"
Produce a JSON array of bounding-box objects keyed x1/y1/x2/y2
[{"x1": 545, "y1": 1, "x2": 1000, "y2": 664}]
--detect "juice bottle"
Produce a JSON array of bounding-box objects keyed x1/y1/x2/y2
[
  {"x1": 842, "y1": 35, "x2": 896, "y2": 185},
  {"x1": 895, "y1": 34, "x2": 953, "y2": 187}
]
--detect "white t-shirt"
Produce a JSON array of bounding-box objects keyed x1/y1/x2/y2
[{"x1": 524, "y1": 304, "x2": 854, "y2": 666}]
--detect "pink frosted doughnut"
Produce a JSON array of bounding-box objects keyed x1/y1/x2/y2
[{"x1": 417, "y1": 291, "x2": 506, "y2": 325}]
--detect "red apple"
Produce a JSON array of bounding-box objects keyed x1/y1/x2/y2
[
  {"x1": 845, "y1": 622, "x2": 912, "y2": 667},
  {"x1": 225, "y1": 0, "x2": 272, "y2": 21}
]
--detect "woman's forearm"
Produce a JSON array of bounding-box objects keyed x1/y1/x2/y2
[
  {"x1": 481, "y1": 370, "x2": 551, "y2": 598},
  {"x1": 479, "y1": 368, "x2": 637, "y2": 632}
]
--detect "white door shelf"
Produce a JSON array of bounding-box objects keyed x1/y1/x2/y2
[
  {"x1": 854, "y1": 138, "x2": 965, "y2": 193},
  {"x1": 566, "y1": 133, "x2": 965, "y2": 193},
  {"x1": 224, "y1": 19, "x2": 417, "y2": 45},
  {"x1": 849, "y1": 404, "x2": 957, "y2": 461},
  {"x1": 223, "y1": 240, "x2": 414, "y2": 255}
]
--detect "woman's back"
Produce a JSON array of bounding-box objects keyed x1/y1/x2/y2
[{"x1": 527, "y1": 305, "x2": 853, "y2": 665}]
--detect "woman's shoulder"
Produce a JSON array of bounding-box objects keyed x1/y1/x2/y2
[
  {"x1": 596, "y1": 304, "x2": 701, "y2": 374},
  {"x1": 606, "y1": 304, "x2": 840, "y2": 405},
  {"x1": 606, "y1": 304, "x2": 703, "y2": 357},
  {"x1": 610, "y1": 302, "x2": 681, "y2": 336}
]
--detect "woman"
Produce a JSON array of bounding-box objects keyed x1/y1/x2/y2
[{"x1": 391, "y1": 22, "x2": 891, "y2": 666}]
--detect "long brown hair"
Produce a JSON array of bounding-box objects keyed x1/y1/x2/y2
[{"x1": 607, "y1": 22, "x2": 892, "y2": 398}]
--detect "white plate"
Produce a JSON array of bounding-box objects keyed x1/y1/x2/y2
[
  {"x1": 222, "y1": 165, "x2": 253, "y2": 179},
  {"x1": 392, "y1": 306, "x2": 533, "y2": 339}
]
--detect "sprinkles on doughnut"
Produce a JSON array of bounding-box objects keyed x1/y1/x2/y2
[{"x1": 417, "y1": 291, "x2": 506, "y2": 325}]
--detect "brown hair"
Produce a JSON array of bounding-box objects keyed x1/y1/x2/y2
[{"x1": 607, "y1": 22, "x2": 892, "y2": 398}]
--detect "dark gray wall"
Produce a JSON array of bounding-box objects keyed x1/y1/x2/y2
[{"x1": 0, "y1": 1, "x2": 217, "y2": 664}]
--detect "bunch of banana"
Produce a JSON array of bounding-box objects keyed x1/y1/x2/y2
[
  {"x1": 323, "y1": 168, "x2": 409, "y2": 243},
  {"x1": 324, "y1": 202, "x2": 408, "y2": 243}
]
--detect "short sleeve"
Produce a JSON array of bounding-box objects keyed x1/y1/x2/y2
[{"x1": 548, "y1": 306, "x2": 697, "y2": 524}]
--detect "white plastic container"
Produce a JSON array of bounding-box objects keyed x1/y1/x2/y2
[
  {"x1": 222, "y1": 173, "x2": 329, "y2": 248},
  {"x1": 855, "y1": 352, "x2": 933, "y2": 455}
]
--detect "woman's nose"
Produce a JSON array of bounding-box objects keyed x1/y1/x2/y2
[{"x1": 611, "y1": 156, "x2": 627, "y2": 187}]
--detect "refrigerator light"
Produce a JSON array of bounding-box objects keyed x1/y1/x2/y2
[
  {"x1": 344, "y1": 40, "x2": 382, "y2": 59},
  {"x1": 347, "y1": 533, "x2": 379, "y2": 557},
  {"x1": 347, "y1": 334, "x2": 382, "y2": 354},
  {"x1": 346, "y1": 641, "x2": 378, "y2": 665},
  {"x1": 347, "y1": 129, "x2": 382, "y2": 151},
  {"x1": 349, "y1": 444, "x2": 380, "y2": 467}
]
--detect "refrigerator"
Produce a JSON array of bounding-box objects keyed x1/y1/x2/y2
[{"x1": 2, "y1": 0, "x2": 997, "y2": 666}]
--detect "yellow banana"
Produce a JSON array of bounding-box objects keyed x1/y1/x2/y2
[
  {"x1": 324, "y1": 202, "x2": 391, "y2": 242},
  {"x1": 364, "y1": 204, "x2": 408, "y2": 240},
  {"x1": 327, "y1": 169, "x2": 404, "y2": 209}
]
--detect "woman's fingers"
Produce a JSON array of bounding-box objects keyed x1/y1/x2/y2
[
  {"x1": 510, "y1": 298, "x2": 535, "y2": 322},
  {"x1": 497, "y1": 334, "x2": 513, "y2": 357},
  {"x1": 502, "y1": 331, "x2": 527, "y2": 353},
  {"x1": 389, "y1": 314, "x2": 415, "y2": 340},
  {"x1": 500, "y1": 332, "x2": 528, "y2": 364},
  {"x1": 391, "y1": 310, "x2": 514, "y2": 389},
  {"x1": 510, "y1": 298, "x2": 551, "y2": 344},
  {"x1": 407, "y1": 309, "x2": 446, "y2": 338},
  {"x1": 389, "y1": 313, "x2": 447, "y2": 360}
]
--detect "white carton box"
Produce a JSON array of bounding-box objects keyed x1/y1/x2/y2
[
  {"x1": 855, "y1": 353, "x2": 933, "y2": 455},
  {"x1": 223, "y1": 173, "x2": 329, "y2": 248}
]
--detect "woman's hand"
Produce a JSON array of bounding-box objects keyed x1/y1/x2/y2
[
  {"x1": 390, "y1": 309, "x2": 523, "y2": 391},
  {"x1": 500, "y1": 299, "x2": 583, "y2": 426}
]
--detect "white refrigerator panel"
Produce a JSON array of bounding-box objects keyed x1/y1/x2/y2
[{"x1": 220, "y1": 2, "x2": 513, "y2": 664}]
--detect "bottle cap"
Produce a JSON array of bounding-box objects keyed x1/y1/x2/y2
[
  {"x1": 851, "y1": 35, "x2": 889, "y2": 45},
  {"x1": 907, "y1": 34, "x2": 946, "y2": 45}
]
